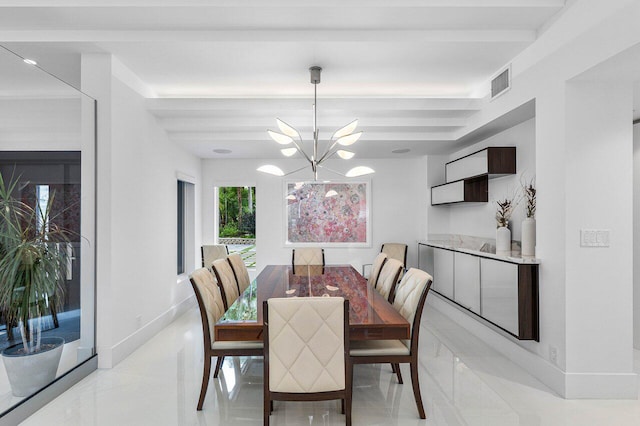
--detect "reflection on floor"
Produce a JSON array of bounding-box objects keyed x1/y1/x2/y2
[{"x1": 22, "y1": 306, "x2": 640, "y2": 425}]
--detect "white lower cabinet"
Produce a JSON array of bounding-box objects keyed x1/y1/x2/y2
[
  {"x1": 480, "y1": 259, "x2": 519, "y2": 336},
  {"x1": 419, "y1": 242, "x2": 538, "y2": 341},
  {"x1": 433, "y1": 249, "x2": 454, "y2": 300},
  {"x1": 453, "y1": 252, "x2": 480, "y2": 314}
]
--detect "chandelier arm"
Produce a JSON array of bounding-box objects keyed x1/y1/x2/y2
[
  {"x1": 289, "y1": 137, "x2": 312, "y2": 163},
  {"x1": 317, "y1": 139, "x2": 340, "y2": 163},
  {"x1": 282, "y1": 165, "x2": 311, "y2": 177},
  {"x1": 316, "y1": 164, "x2": 346, "y2": 177}
]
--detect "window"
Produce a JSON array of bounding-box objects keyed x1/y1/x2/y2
[
  {"x1": 217, "y1": 186, "x2": 256, "y2": 268},
  {"x1": 36, "y1": 184, "x2": 50, "y2": 233},
  {"x1": 177, "y1": 179, "x2": 195, "y2": 275}
]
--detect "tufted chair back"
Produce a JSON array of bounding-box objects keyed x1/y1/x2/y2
[
  {"x1": 375, "y1": 258, "x2": 404, "y2": 303},
  {"x1": 367, "y1": 252, "x2": 388, "y2": 287},
  {"x1": 201, "y1": 244, "x2": 229, "y2": 269},
  {"x1": 227, "y1": 253, "x2": 251, "y2": 293},
  {"x1": 381, "y1": 243, "x2": 408, "y2": 268},
  {"x1": 189, "y1": 268, "x2": 226, "y2": 346},
  {"x1": 292, "y1": 247, "x2": 325, "y2": 266},
  {"x1": 211, "y1": 258, "x2": 240, "y2": 311},
  {"x1": 264, "y1": 297, "x2": 348, "y2": 393},
  {"x1": 392, "y1": 268, "x2": 433, "y2": 349}
]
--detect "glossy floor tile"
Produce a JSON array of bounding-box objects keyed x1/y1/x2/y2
[{"x1": 22, "y1": 306, "x2": 640, "y2": 425}]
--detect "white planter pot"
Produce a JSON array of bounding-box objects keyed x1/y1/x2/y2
[
  {"x1": 496, "y1": 226, "x2": 511, "y2": 253},
  {"x1": 522, "y1": 217, "x2": 536, "y2": 257},
  {"x1": 2, "y1": 337, "x2": 64, "y2": 397}
]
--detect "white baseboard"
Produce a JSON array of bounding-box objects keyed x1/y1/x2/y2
[
  {"x1": 565, "y1": 373, "x2": 638, "y2": 399},
  {"x1": 428, "y1": 294, "x2": 639, "y2": 399},
  {"x1": 99, "y1": 295, "x2": 196, "y2": 368}
]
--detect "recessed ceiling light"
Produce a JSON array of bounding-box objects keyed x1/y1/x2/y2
[
  {"x1": 23, "y1": 59, "x2": 37, "y2": 66},
  {"x1": 392, "y1": 148, "x2": 410, "y2": 154},
  {"x1": 213, "y1": 149, "x2": 232, "y2": 154}
]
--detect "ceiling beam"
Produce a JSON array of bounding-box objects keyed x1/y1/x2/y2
[
  {"x1": 157, "y1": 116, "x2": 468, "y2": 131},
  {"x1": 0, "y1": 1, "x2": 566, "y2": 8},
  {"x1": 168, "y1": 130, "x2": 457, "y2": 142},
  {"x1": 146, "y1": 98, "x2": 483, "y2": 112},
  {"x1": 0, "y1": 29, "x2": 536, "y2": 43}
]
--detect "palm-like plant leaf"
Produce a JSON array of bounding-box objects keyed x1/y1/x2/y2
[{"x1": 0, "y1": 172, "x2": 71, "y2": 353}]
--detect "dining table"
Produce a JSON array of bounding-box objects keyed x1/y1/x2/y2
[{"x1": 214, "y1": 264, "x2": 410, "y2": 342}]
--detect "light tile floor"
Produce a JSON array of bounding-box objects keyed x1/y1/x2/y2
[{"x1": 22, "y1": 306, "x2": 640, "y2": 425}]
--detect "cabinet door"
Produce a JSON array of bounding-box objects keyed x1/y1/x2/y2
[
  {"x1": 454, "y1": 253, "x2": 480, "y2": 314},
  {"x1": 433, "y1": 249, "x2": 454, "y2": 299},
  {"x1": 480, "y1": 259, "x2": 519, "y2": 335},
  {"x1": 431, "y1": 180, "x2": 464, "y2": 205},
  {"x1": 446, "y1": 149, "x2": 488, "y2": 182},
  {"x1": 418, "y1": 244, "x2": 434, "y2": 278}
]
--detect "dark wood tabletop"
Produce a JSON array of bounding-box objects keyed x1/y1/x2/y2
[{"x1": 214, "y1": 264, "x2": 410, "y2": 341}]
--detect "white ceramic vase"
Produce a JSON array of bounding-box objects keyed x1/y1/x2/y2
[
  {"x1": 496, "y1": 225, "x2": 511, "y2": 253},
  {"x1": 522, "y1": 217, "x2": 536, "y2": 257}
]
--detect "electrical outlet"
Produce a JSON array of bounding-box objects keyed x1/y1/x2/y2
[{"x1": 549, "y1": 346, "x2": 558, "y2": 365}]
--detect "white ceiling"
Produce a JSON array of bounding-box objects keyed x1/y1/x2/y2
[{"x1": 0, "y1": 0, "x2": 567, "y2": 158}]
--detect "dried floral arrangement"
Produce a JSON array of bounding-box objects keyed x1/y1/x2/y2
[
  {"x1": 522, "y1": 177, "x2": 536, "y2": 219},
  {"x1": 495, "y1": 198, "x2": 514, "y2": 228},
  {"x1": 495, "y1": 188, "x2": 521, "y2": 228}
]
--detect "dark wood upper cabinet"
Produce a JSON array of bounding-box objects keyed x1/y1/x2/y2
[{"x1": 431, "y1": 147, "x2": 516, "y2": 206}]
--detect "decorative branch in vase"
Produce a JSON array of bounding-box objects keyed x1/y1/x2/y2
[
  {"x1": 494, "y1": 190, "x2": 520, "y2": 253},
  {"x1": 495, "y1": 198, "x2": 515, "y2": 228},
  {"x1": 521, "y1": 177, "x2": 536, "y2": 256}
]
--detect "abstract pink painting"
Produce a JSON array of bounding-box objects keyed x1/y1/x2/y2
[{"x1": 286, "y1": 181, "x2": 370, "y2": 245}]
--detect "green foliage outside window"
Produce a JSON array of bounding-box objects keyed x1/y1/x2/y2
[{"x1": 218, "y1": 186, "x2": 256, "y2": 238}]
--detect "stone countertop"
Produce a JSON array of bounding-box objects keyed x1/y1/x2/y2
[{"x1": 418, "y1": 234, "x2": 540, "y2": 265}]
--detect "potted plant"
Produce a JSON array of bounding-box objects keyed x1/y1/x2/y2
[
  {"x1": 0, "y1": 172, "x2": 71, "y2": 397},
  {"x1": 521, "y1": 177, "x2": 536, "y2": 256}
]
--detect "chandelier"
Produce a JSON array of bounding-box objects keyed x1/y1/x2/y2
[{"x1": 257, "y1": 66, "x2": 374, "y2": 181}]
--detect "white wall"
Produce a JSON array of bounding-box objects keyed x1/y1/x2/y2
[
  {"x1": 427, "y1": 118, "x2": 536, "y2": 241},
  {"x1": 425, "y1": 0, "x2": 640, "y2": 398},
  {"x1": 0, "y1": 98, "x2": 81, "y2": 151},
  {"x1": 201, "y1": 157, "x2": 428, "y2": 273},
  {"x1": 82, "y1": 54, "x2": 202, "y2": 368}
]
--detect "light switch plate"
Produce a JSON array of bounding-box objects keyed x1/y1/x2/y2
[{"x1": 580, "y1": 229, "x2": 610, "y2": 247}]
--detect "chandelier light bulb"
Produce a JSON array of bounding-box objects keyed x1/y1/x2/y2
[
  {"x1": 333, "y1": 119, "x2": 359, "y2": 140},
  {"x1": 276, "y1": 118, "x2": 300, "y2": 138},
  {"x1": 336, "y1": 132, "x2": 363, "y2": 146},
  {"x1": 268, "y1": 130, "x2": 293, "y2": 145},
  {"x1": 345, "y1": 166, "x2": 375, "y2": 177},
  {"x1": 336, "y1": 150, "x2": 355, "y2": 160},
  {"x1": 281, "y1": 148, "x2": 297, "y2": 157},
  {"x1": 257, "y1": 165, "x2": 285, "y2": 176}
]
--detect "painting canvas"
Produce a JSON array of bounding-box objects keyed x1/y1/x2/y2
[{"x1": 285, "y1": 181, "x2": 371, "y2": 246}]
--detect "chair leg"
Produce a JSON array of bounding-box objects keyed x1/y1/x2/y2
[
  {"x1": 213, "y1": 356, "x2": 224, "y2": 378},
  {"x1": 409, "y1": 360, "x2": 426, "y2": 419},
  {"x1": 197, "y1": 355, "x2": 212, "y2": 410},
  {"x1": 394, "y1": 363, "x2": 403, "y2": 384},
  {"x1": 341, "y1": 398, "x2": 345, "y2": 414},
  {"x1": 391, "y1": 363, "x2": 396, "y2": 373},
  {"x1": 264, "y1": 397, "x2": 270, "y2": 425}
]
